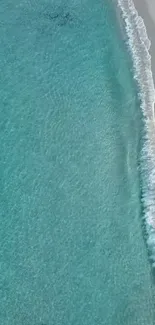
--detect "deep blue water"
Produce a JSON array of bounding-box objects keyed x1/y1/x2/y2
[{"x1": 0, "y1": 1, "x2": 154, "y2": 324}]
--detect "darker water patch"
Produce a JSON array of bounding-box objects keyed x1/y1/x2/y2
[{"x1": 44, "y1": 9, "x2": 73, "y2": 27}]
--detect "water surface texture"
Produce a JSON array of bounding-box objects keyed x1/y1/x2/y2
[{"x1": 0, "y1": 1, "x2": 154, "y2": 324}]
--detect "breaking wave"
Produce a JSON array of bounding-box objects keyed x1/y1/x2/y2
[{"x1": 117, "y1": 0, "x2": 155, "y2": 266}]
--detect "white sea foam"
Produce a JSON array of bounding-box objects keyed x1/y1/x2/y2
[{"x1": 117, "y1": 0, "x2": 155, "y2": 266}]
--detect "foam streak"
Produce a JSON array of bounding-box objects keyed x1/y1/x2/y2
[{"x1": 117, "y1": 0, "x2": 155, "y2": 266}]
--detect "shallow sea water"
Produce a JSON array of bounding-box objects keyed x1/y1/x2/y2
[{"x1": 0, "y1": 1, "x2": 154, "y2": 324}]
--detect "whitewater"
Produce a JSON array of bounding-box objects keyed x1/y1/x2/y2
[{"x1": 117, "y1": 0, "x2": 155, "y2": 267}]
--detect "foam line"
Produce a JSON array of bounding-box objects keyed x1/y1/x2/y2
[{"x1": 117, "y1": 0, "x2": 155, "y2": 266}]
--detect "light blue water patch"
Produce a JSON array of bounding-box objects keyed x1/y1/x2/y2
[{"x1": 0, "y1": 1, "x2": 154, "y2": 324}]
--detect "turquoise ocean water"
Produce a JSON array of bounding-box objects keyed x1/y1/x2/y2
[{"x1": 0, "y1": 0, "x2": 155, "y2": 324}]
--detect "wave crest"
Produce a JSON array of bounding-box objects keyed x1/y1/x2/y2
[{"x1": 117, "y1": 0, "x2": 155, "y2": 266}]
